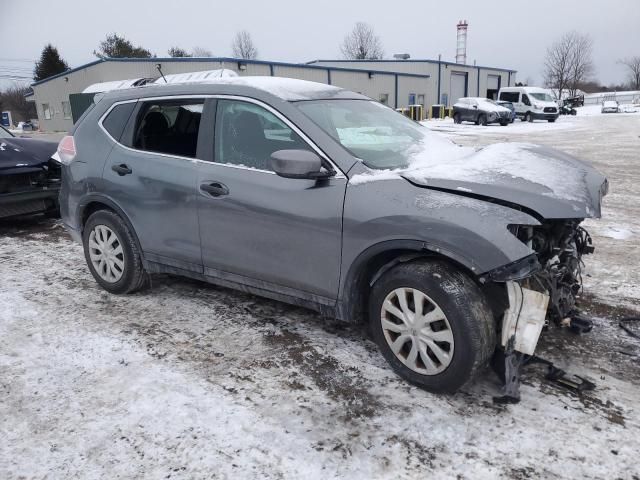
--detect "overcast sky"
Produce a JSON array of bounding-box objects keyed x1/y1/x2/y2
[{"x1": 1, "y1": 0, "x2": 638, "y2": 90}]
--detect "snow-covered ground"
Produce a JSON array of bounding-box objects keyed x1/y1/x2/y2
[{"x1": 1, "y1": 114, "x2": 639, "y2": 479}]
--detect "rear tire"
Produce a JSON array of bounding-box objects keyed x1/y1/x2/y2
[
  {"x1": 548, "y1": 119, "x2": 556, "y2": 123},
  {"x1": 368, "y1": 259, "x2": 496, "y2": 393},
  {"x1": 83, "y1": 210, "x2": 148, "y2": 294},
  {"x1": 499, "y1": 120, "x2": 508, "y2": 126}
]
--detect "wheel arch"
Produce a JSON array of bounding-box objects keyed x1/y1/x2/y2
[
  {"x1": 77, "y1": 195, "x2": 145, "y2": 261},
  {"x1": 336, "y1": 240, "x2": 482, "y2": 324}
]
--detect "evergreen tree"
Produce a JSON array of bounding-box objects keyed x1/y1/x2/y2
[
  {"x1": 168, "y1": 47, "x2": 191, "y2": 57},
  {"x1": 33, "y1": 44, "x2": 69, "y2": 81},
  {"x1": 94, "y1": 33, "x2": 153, "y2": 59}
]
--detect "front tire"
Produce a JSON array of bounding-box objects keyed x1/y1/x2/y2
[
  {"x1": 83, "y1": 210, "x2": 148, "y2": 294},
  {"x1": 369, "y1": 260, "x2": 496, "y2": 393},
  {"x1": 453, "y1": 113, "x2": 461, "y2": 124},
  {"x1": 478, "y1": 114, "x2": 487, "y2": 126}
]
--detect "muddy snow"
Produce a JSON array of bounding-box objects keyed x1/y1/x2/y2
[{"x1": 2, "y1": 113, "x2": 639, "y2": 479}]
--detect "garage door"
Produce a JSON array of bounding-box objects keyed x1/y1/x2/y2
[
  {"x1": 450, "y1": 72, "x2": 467, "y2": 105},
  {"x1": 487, "y1": 75, "x2": 501, "y2": 100}
]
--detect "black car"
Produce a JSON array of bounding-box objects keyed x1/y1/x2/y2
[
  {"x1": 453, "y1": 97, "x2": 512, "y2": 126},
  {"x1": 0, "y1": 126, "x2": 60, "y2": 219}
]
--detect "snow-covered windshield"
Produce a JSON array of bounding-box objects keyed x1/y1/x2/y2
[
  {"x1": 295, "y1": 99, "x2": 441, "y2": 170},
  {"x1": 530, "y1": 92, "x2": 554, "y2": 102}
]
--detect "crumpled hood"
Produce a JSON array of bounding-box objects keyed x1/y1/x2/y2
[
  {"x1": 0, "y1": 138, "x2": 58, "y2": 175},
  {"x1": 401, "y1": 143, "x2": 608, "y2": 219}
]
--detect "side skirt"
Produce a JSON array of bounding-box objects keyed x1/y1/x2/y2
[{"x1": 145, "y1": 260, "x2": 338, "y2": 318}]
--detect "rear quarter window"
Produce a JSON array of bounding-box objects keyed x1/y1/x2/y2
[{"x1": 102, "y1": 102, "x2": 137, "y2": 141}]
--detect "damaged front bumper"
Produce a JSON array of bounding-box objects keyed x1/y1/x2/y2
[
  {"x1": 501, "y1": 281, "x2": 549, "y2": 355},
  {"x1": 0, "y1": 162, "x2": 61, "y2": 219}
]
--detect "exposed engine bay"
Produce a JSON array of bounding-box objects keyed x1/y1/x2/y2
[{"x1": 510, "y1": 220, "x2": 594, "y2": 323}]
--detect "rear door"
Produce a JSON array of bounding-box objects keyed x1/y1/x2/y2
[
  {"x1": 101, "y1": 98, "x2": 204, "y2": 272},
  {"x1": 195, "y1": 97, "x2": 346, "y2": 303}
]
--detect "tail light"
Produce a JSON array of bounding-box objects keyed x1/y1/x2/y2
[{"x1": 56, "y1": 135, "x2": 76, "y2": 165}]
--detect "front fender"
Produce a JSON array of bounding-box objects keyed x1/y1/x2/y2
[{"x1": 338, "y1": 179, "x2": 540, "y2": 320}]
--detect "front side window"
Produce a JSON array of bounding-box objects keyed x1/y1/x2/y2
[
  {"x1": 42, "y1": 103, "x2": 52, "y2": 120},
  {"x1": 133, "y1": 100, "x2": 203, "y2": 158},
  {"x1": 522, "y1": 94, "x2": 531, "y2": 106},
  {"x1": 296, "y1": 99, "x2": 452, "y2": 170},
  {"x1": 215, "y1": 100, "x2": 309, "y2": 171}
]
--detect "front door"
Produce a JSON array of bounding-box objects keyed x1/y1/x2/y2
[
  {"x1": 196, "y1": 98, "x2": 346, "y2": 302},
  {"x1": 102, "y1": 98, "x2": 204, "y2": 272}
]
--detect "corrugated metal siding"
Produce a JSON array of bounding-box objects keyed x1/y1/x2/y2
[
  {"x1": 328, "y1": 70, "x2": 395, "y2": 104},
  {"x1": 272, "y1": 65, "x2": 328, "y2": 83}
]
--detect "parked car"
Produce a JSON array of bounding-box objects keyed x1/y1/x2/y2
[
  {"x1": 601, "y1": 100, "x2": 619, "y2": 113},
  {"x1": 57, "y1": 78, "x2": 608, "y2": 393},
  {"x1": 498, "y1": 86, "x2": 560, "y2": 122},
  {"x1": 559, "y1": 102, "x2": 577, "y2": 115},
  {"x1": 0, "y1": 125, "x2": 60, "y2": 219},
  {"x1": 496, "y1": 100, "x2": 517, "y2": 122},
  {"x1": 453, "y1": 97, "x2": 512, "y2": 126}
]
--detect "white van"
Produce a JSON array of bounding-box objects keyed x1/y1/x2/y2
[{"x1": 497, "y1": 87, "x2": 559, "y2": 122}]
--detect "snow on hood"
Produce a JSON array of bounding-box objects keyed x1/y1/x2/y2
[{"x1": 350, "y1": 134, "x2": 607, "y2": 219}]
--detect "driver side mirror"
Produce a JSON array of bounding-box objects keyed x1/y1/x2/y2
[
  {"x1": 269, "y1": 149, "x2": 334, "y2": 179},
  {"x1": 473, "y1": 105, "x2": 478, "y2": 109}
]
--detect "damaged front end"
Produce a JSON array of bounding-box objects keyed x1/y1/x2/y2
[
  {"x1": 486, "y1": 220, "x2": 598, "y2": 402},
  {"x1": 510, "y1": 220, "x2": 594, "y2": 323},
  {"x1": 0, "y1": 158, "x2": 61, "y2": 219}
]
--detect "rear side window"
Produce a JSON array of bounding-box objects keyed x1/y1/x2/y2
[
  {"x1": 102, "y1": 102, "x2": 136, "y2": 141},
  {"x1": 499, "y1": 91, "x2": 520, "y2": 103},
  {"x1": 132, "y1": 100, "x2": 203, "y2": 158}
]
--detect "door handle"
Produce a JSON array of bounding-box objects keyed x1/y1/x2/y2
[
  {"x1": 200, "y1": 182, "x2": 229, "y2": 197},
  {"x1": 112, "y1": 164, "x2": 132, "y2": 176}
]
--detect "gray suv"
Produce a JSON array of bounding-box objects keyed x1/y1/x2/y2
[{"x1": 57, "y1": 77, "x2": 608, "y2": 393}]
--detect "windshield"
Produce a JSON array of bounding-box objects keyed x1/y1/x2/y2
[
  {"x1": 0, "y1": 126, "x2": 14, "y2": 139},
  {"x1": 530, "y1": 92, "x2": 554, "y2": 102},
  {"x1": 295, "y1": 99, "x2": 448, "y2": 170}
]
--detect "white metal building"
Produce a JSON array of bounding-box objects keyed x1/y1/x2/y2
[
  {"x1": 28, "y1": 56, "x2": 515, "y2": 131},
  {"x1": 308, "y1": 59, "x2": 517, "y2": 110}
]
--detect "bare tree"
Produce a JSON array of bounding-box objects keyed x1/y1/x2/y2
[
  {"x1": 567, "y1": 33, "x2": 594, "y2": 96},
  {"x1": 191, "y1": 46, "x2": 214, "y2": 57},
  {"x1": 231, "y1": 31, "x2": 258, "y2": 60},
  {"x1": 0, "y1": 85, "x2": 37, "y2": 123},
  {"x1": 340, "y1": 22, "x2": 384, "y2": 60},
  {"x1": 544, "y1": 31, "x2": 594, "y2": 98},
  {"x1": 619, "y1": 56, "x2": 640, "y2": 90}
]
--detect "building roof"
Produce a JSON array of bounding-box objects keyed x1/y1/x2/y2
[
  {"x1": 307, "y1": 59, "x2": 517, "y2": 73},
  {"x1": 31, "y1": 57, "x2": 432, "y2": 88}
]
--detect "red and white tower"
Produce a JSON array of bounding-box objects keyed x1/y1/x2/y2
[{"x1": 456, "y1": 20, "x2": 468, "y2": 65}]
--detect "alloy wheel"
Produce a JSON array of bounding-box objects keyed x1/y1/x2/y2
[
  {"x1": 88, "y1": 225, "x2": 125, "y2": 283},
  {"x1": 380, "y1": 287, "x2": 454, "y2": 375}
]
